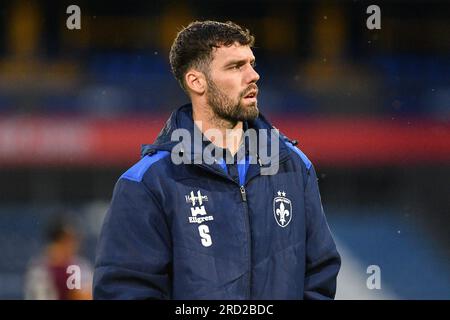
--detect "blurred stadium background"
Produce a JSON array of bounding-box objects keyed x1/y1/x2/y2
[{"x1": 0, "y1": 0, "x2": 449, "y2": 299}]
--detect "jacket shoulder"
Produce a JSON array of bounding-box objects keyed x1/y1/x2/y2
[
  {"x1": 120, "y1": 150, "x2": 170, "y2": 183},
  {"x1": 278, "y1": 130, "x2": 312, "y2": 170},
  {"x1": 284, "y1": 140, "x2": 312, "y2": 170}
]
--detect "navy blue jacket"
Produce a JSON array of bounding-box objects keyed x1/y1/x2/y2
[{"x1": 93, "y1": 104, "x2": 340, "y2": 299}]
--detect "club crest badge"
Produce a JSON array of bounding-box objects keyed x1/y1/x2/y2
[{"x1": 273, "y1": 191, "x2": 292, "y2": 227}]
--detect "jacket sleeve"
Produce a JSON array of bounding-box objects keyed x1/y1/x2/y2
[
  {"x1": 93, "y1": 177, "x2": 172, "y2": 299},
  {"x1": 303, "y1": 165, "x2": 341, "y2": 300}
]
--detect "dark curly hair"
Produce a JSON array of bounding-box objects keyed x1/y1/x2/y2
[{"x1": 169, "y1": 20, "x2": 255, "y2": 92}]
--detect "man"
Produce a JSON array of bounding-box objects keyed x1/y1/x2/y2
[
  {"x1": 93, "y1": 20, "x2": 340, "y2": 299},
  {"x1": 25, "y1": 218, "x2": 93, "y2": 300}
]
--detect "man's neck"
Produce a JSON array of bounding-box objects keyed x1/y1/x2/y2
[{"x1": 192, "y1": 102, "x2": 244, "y2": 157}]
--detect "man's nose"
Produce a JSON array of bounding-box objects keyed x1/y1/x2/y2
[{"x1": 247, "y1": 66, "x2": 260, "y2": 83}]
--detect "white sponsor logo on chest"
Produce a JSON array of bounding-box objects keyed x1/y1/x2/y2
[{"x1": 185, "y1": 190, "x2": 214, "y2": 247}]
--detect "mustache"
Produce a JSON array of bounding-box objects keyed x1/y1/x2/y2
[{"x1": 241, "y1": 84, "x2": 259, "y2": 97}]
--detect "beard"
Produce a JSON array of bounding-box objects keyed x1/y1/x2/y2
[{"x1": 205, "y1": 76, "x2": 259, "y2": 123}]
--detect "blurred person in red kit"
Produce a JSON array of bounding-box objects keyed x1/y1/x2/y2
[{"x1": 24, "y1": 217, "x2": 93, "y2": 300}]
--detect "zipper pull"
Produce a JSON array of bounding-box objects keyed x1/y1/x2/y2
[
  {"x1": 240, "y1": 186, "x2": 247, "y2": 202},
  {"x1": 257, "y1": 154, "x2": 262, "y2": 167}
]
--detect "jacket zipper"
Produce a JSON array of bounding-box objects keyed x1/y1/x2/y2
[{"x1": 239, "y1": 185, "x2": 252, "y2": 299}]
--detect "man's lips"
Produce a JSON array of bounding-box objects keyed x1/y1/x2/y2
[{"x1": 243, "y1": 89, "x2": 258, "y2": 98}]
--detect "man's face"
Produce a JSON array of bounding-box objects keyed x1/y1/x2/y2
[{"x1": 205, "y1": 43, "x2": 260, "y2": 122}]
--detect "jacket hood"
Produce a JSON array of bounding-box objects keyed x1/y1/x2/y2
[{"x1": 141, "y1": 103, "x2": 292, "y2": 166}]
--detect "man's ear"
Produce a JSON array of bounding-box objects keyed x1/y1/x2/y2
[{"x1": 185, "y1": 69, "x2": 206, "y2": 95}]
